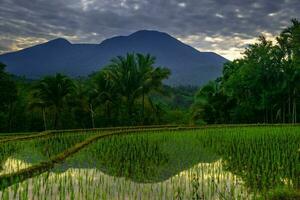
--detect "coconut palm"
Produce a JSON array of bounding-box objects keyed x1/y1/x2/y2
[
  {"x1": 136, "y1": 53, "x2": 170, "y2": 123},
  {"x1": 102, "y1": 53, "x2": 170, "y2": 124},
  {"x1": 31, "y1": 73, "x2": 74, "y2": 129},
  {"x1": 90, "y1": 71, "x2": 120, "y2": 126},
  {"x1": 28, "y1": 100, "x2": 48, "y2": 130},
  {"x1": 191, "y1": 81, "x2": 220, "y2": 124},
  {"x1": 279, "y1": 19, "x2": 300, "y2": 123}
]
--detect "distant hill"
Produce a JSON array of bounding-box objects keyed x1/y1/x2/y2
[{"x1": 0, "y1": 30, "x2": 228, "y2": 85}]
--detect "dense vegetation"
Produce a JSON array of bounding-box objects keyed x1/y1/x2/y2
[
  {"x1": 0, "y1": 54, "x2": 196, "y2": 132},
  {"x1": 192, "y1": 19, "x2": 300, "y2": 124}
]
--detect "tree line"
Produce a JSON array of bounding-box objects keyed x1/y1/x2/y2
[
  {"x1": 0, "y1": 53, "x2": 196, "y2": 132},
  {"x1": 191, "y1": 19, "x2": 300, "y2": 124}
]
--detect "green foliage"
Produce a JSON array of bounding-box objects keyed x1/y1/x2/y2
[
  {"x1": 0, "y1": 63, "x2": 18, "y2": 132},
  {"x1": 30, "y1": 73, "x2": 75, "y2": 129},
  {"x1": 0, "y1": 53, "x2": 176, "y2": 133},
  {"x1": 0, "y1": 63, "x2": 17, "y2": 109},
  {"x1": 192, "y1": 19, "x2": 300, "y2": 124},
  {"x1": 265, "y1": 187, "x2": 300, "y2": 200},
  {"x1": 98, "y1": 53, "x2": 171, "y2": 125}
]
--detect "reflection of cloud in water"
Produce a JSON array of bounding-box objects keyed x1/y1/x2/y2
[
  {"x1": 0, "y1": 159, "x2": 253, "y2": 200},
  {"x1": 50, "y1": 134, "x2": 221, "y2": 183},
  {"x1": 0, "y1": 157, "x2": 32, "y2": 175}
]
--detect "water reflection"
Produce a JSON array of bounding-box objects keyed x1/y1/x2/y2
[
  {"x1": 0, "y1": 159, "x2": 252, "y2": 200},
  {"x1": 52, "y1": 134, "x2": 221, "y2": 183},
  {"x1": 0, "y1": 134, "x2": 89, "y2": 174}
]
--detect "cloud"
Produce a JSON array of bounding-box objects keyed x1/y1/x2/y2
[{"x1": 0, "y1": 0, "x2": 299, "y2": 59}]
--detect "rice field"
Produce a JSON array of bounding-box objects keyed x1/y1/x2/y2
[{"x1": 0, "y1": 125, "x2": 299, "y2": 199}]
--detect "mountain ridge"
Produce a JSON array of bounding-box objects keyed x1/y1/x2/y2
[{"x1": 0, "y1": 30, "x2": 228, "y2": 85}]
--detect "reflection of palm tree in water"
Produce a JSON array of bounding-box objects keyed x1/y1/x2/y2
[
  {"x1": 43, "y1": 144, "x2": 51, "y2": 158},
  {"x1": 51, "y1": 136, "x2": 219, "y2": 183}
]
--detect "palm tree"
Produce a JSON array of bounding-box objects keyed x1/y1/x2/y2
[
  {"x1": 280, "y1": 19, "x2": 300, "y2": 123},
  {"x1": 31, "y1": 73, "x2": 74, "y2": 129},
  {"x1": 28, "y1": 100, "x2": 48, "y2": 130},
  {"x1": 136, "y1": 53, "x2": 170, "y2": 123},
  {"x1": 90, "y1": 71, "x2": 119, "y2": 126},
  {"x1": 191, "y1": 81, "x2": 221, "y2": 124},
  {"x1": 67, "y1": 80, "x2": 93, "y2": 128},
  {"x1": 103, "y1": 53, "x2": 170, "y2": 124},
  {"x1": 104, "y1": 54, "x2": 138, "y2": 121}
]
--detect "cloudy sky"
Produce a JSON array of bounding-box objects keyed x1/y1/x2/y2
[{"x1": 0, "y1": 0, "x2": 299, "y2": 60}]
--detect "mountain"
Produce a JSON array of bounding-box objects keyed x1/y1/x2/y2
[{"x1": 0, "y1": 30, "x2": 228, "y2": 85}]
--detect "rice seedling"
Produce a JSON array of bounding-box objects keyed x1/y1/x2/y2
[
  {"x1": 0, "y1": 132, "x2": 98, "y2": 175},
  {"x1": 0, "y1": 125, "x2": 298, "y2": 199}
]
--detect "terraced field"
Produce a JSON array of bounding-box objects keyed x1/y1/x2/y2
[{"x1": 0, "y1": 125, "x2": 299, "y2": 199}]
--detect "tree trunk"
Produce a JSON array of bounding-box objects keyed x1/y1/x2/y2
[
  {"x1": 265, "y1": 107, "x2": 268, "y2": 123},
  {"x1": 292, "y1": 100, "x2": 295, "y2": 123},
  {"x1": 142, "y1": 90, "x2": 145, "y2": 125},
  {"x1": 54, "y1": 107, "x2": 58, "y2": 130},
  {"x1": 294, "y1": 101, "x2": 297, "y2": 123},
  {"x1": 127, "y1": 98, "x2": 134, "y2": 125},
  {"x1": 288, "y1": 93, "x2": 291, "y2": 123},
  {"x1": 8, "y1": 102, "x2": 13, "y2": 132},
  {"x1": 271, "y1": 107, "x2": 273, "y2": 124},
  {"x1": 42, "y1": 108, "x2": 47, "y2": 131},
  {"x1": 89, "y1": 103, "x2": 95, "y2": 128},
  {"x1": 292, "y1": 89, "x2": 296, "y2": 123},
  {"x1": 106, "y1": 103, "x2": 111, "y2": 126},
  {"x1": 283, "y1": 103, "x2": 285, "y2": 123}
]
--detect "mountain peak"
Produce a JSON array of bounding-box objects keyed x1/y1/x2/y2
[
  {"x1": 47, "y1": 38, "x2": 71, "y2": 45},
  {"x1": 130, "y1": 29, "x2": 168, "y2": 35},
  {"x1": 129, "y1": 30, "x2": 172, "y2": 38},
  {"x1": 100, "y1": 30, "x2": 171, "y2": 45}
]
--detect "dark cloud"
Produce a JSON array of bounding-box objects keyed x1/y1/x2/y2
[{"x1": 0, "y1": 0, "x2": 299, "y2": 59}]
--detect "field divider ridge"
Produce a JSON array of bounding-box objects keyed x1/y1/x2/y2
[
  {"x1": 0, "y1": 125, "x2": 177, "y2": 144},
  {"x1": 0, "y1": 126, "x2": 184, "y2": 190}
]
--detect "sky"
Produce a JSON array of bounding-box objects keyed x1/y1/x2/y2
[{"x1": 0, "y1": 0, "x2": 299, "y2": 60}]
